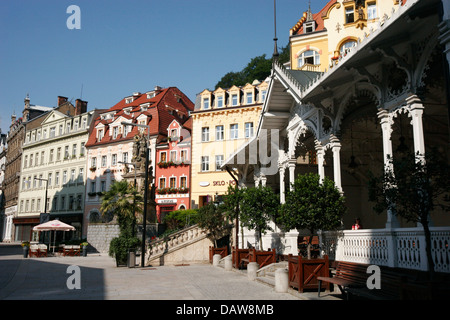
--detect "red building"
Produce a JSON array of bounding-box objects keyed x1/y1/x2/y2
[{"x1": 155, "y1": 118, "x2": 192, "y2": 222}]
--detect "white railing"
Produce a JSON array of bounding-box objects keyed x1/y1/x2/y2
[
  {"x1": 319, "y1": 227, "x2": 450, "y2": 273},
  {"x1": 146, "y1": 224, "x2": 207, "y2": 263}
]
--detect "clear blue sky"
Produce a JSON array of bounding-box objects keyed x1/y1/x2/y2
[{"x1": 0, "y1": 0, "x2": 327, "y2": 134}]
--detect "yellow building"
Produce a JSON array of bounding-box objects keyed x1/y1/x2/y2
[
  {"x1": 190, "y1": 80, "x2": 268, "y2": 208},
  {"x1": 289, "y1": 0, "x2": 403, "y2": 71}
]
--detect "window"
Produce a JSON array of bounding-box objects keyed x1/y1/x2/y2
[
  {"x1": 201, "y1": 127, "x2": 209, "y2": 142},
  {"x1": 29, "y1": 154, "x2": 33, "y2": 167},
  {"x1": 345, "y1": 6, "x2": 355, "y2": 23},
  {"x1": 60, "y1": 196, "x2": 66, "y2": 211},
  {"x1": 112, "y1": 154, "x2": 117, "y2": 166},
  {"x1": 159, "y1": 177, "x2": 166, "y2": 188},
  {"x1": 298, "y1": 50, "x2": 320, "y2": 68},
  {"x1": 71, "y1": 169, "x2": 76, "y2": 182},
  {"x1": 98, "y1": 129, "x2": 104, "y2": 141},
  {"x1": 82, "y1": 118, "x2": 87, "y2": 129},
  {"x1": 76, "y1": 195, "x2": 82, "y2": 210},
  {"x1": 201, "y1": 156, "x2": 209, "y2": 172},
  {"x1": 160, "y1": 152, "x2": 167, "y2": 162},
  {"x1": 80, "y1": 142, "x2": 85, "y2": 156},
  {"x1": 340, "y1": 40, "x2": 357, "y2": 55},
  {"x1": 261, "y1": 90, "x2": 267, "y2": 102},
  {"x1": 91, "y1": 157, "x2": 97, "y2": 168},
  {"x1": 63, "y1": 171, "x2": 67, "y2": 184},
  {"x1": 367, "y1": 3, "x2": 377, "y2": 20},
  {"x1": 74, "y1": 120, "x2": 78, "y2": 131},
  {"x1": 245, "y1": 122, "x2": 254, "y2": 138},
  {"x1": 64, "y1": 146, "x2": 69, "y2": 159},
  {"x1": 38, "y1": 174, "x2": 43, "y2": 187},
  {"x1": 37, "y1": 199, "x2": 41, "y2": 212},
  {"x1": 41, "y1": 151, "x2": 45, "y2": 165},
  {"x1": 217, "y1": 96, "x2": 223, "y2": 108},
  {"x1": 55, "y1": 172, "x2": 60, "y2": 186},
  {"x1": 57, "y1": 147, "x2": 61, "y2": 161},
  {"x1": 215, "y1": 155, "x2": 224, "y2": 171},
  {"x1": 69, "y1": 196, "x2": 74, "y2": 210},
  {"x1": 90, "y1": 181, "x2": 96, "y2": 193},
  {"x1": 304, "y1": 21, "x2": 315, "y2": 33},
  {"x1": 180, "y1": 150, "x2": 188, "y2": 162},
  {"x1": 180, "y1": 176, "x2": 187, "y2": 188},
  {"x1": 24, "y1": 155, "x2": 28, "y2": 168},
  {"x1": 230, "y1": 124, "x2": 238, "y2": 139},
  {"x1": 216, "y1": 125, "x2": 224, "y2": 141},
  {"x1": 43, "y1": 129, "x2": 47, "y2": 139},
  {"x1": 101, "y1": 156, "x2": 107, "y2": 167},
  {"x1": 50, "y1": 127, "x2": 56, "y2": 138},
  {"x1": 100, "y1": 181, "x2": 106, "y2": 192},
  {"x1": 113, "y1": 126, "x2": 119, "y2": 139},
  {"x1": 203, "y1": 97, "x2": 210, "y2": 109},
  {"x1": 123, "y1": 152, "x2": 129, "y2": 163},
  {"x1": 48, "y1": 172, "x2": 52, "y2": 186},
  {"x1": 35, "y1": 152, "x2": 39, "y2": 166},
  {"x1": 170, "y1": 151, "x2": 176, "y2": 162},
  {"x1": 246, "y1": 92, "x2": 253, "y2": 104},
  {"x1": 231, "y1": 94, "x2": 238, "y2": 106},
  {"x1": 78, "y1": 168, "x2": 84, "y2": 182},
  {"x1": 49, "y1": 149, "x2": 54, "y2": 162},
  {"x1": 72, "y1": 144, "x2": 77, "y2": 158},
  {"x1": 169, "y1": 177, "x2": 176, "y2": 188}
]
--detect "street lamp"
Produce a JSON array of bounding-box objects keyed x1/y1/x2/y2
[
  {"x1": 119, "y1": 160, "x2": 138, "y2": 237},
  {"x1": 34, "y1": 177, "x2": 50, "y2": 248},
  {"x1": 121, "y1": 121, "x2": 150, "y2": 267}
]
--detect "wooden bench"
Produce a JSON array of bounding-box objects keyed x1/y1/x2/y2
[
  {"x1": 248, "y1": 248, "x2": 277, "y2": 268},
  {"x1": 317, "y1": 261, "x2": 403, "y2": 300}
]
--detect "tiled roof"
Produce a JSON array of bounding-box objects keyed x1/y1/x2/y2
[{"x1": 85, "y1": 87, "x2": 194, "y2": 148}]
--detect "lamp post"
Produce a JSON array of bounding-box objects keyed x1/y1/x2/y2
[
  {"x1": 34, "y1": 177, "x2": 50, "y2": 248},
  {"x1": 121, "y1": 122, "x2": 150, "y2": 267}
]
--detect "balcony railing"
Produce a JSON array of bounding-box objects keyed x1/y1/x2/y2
[{"x1": 318, "y1": 226, "x2": 450, "y2": 273}]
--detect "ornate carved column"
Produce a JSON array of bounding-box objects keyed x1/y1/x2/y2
[
  {"x1": 279, "y1": 166, "x2": 286, "y2": 204},
  {"x1": 378, "y1": 109, "x2": 400, "y2": 228},
  {"x1": 406, "y1": 95, "x2": 426, "y2": 162},
  {"x1": 315, "y1": 141, "x2": 325, "y2": 183},
  {"x1": 288, "y1": 159, "x2": 296, "y2": 191},
  {"x1": 330, "y1": 137, "x2": 342, "y2": 192}
]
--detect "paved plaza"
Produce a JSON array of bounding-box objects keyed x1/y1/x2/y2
[{"x1": 0, "y1": 243, "x2": 341, "y2": 301}]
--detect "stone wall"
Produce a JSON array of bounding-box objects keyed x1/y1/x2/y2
[{"x1": 87, "y1": 223, "x2": 120, "y2": 253}]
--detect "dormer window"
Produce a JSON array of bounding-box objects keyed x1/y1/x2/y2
[
  {"x1": 140, "y1": 103, "x2": 149, "y2": 112},
  {"x1": 113, "y1": 126, "x2": 119, "y2": 139},
  {"x1": 304, "y1": 21, "x2": 315, "y2": 33},
  {"x1": 203, "y1": 97, "x2": 210, "y2": 109},
  {"x1": 147, "y1": 92, "x2": 155, "y2": 99},
  {"x1": 216, "y1": 95, "x2": 224, "y2": 108},
  {"x1": 124, "y1": 107, "x2": 132, "y2": 115},
  {"x1": 125, "y1": 97, "x2": 133, "y2": 104},
  {"x1": 246, "y1": 92, "x2": 253, "y2": 104},
  {"x1": 97, "y1": 129, "x2": 104, "y2": 141}
]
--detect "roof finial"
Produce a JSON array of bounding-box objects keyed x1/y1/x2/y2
[
  {"x1": 272, "y1": 0, "x2": 279, "y2": 60},
  {"x1": 306, "y1": 0, "x2": 313, "y2": 21}
]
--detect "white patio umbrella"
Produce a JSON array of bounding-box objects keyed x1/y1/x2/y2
[{"x1": 33, "y1": 219, "x2": 75, "y2": 253}]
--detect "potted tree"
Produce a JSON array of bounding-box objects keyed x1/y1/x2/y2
[
  {"x1": 278, "y1": 173, "x2": 346, "y2": 292},
  {"x1": 80, "y1": 242, "x2": 89, "y2": 257}
]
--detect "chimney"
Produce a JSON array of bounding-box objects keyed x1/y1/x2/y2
[
  {"x1": 75, "y1": 99, "x2": 88, "y2": 115},
  {"x1": 58, "y1": 96, "x2": 68, "y2": 107}
]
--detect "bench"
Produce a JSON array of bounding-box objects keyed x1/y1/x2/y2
[{"x1": 317, "y1": 261, "x2": 403, "y2": 300}]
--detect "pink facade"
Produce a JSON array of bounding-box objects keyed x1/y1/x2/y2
[{"x1": 155, "y1": 119, "x2": 191, "y2": 222}]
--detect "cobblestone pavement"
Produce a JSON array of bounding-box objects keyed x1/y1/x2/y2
[{"x1": 0, "y1": 243, "x2": 341, "y2": 301}]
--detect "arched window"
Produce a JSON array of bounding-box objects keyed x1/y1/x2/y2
[
  {"x1": 340, "y1": 40, "x2": 357, "y2": 55},
  {"x1": 298, "y1": 50, "x2": 320, "y2": 68}
]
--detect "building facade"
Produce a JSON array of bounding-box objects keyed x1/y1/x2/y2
[
  {"x1": 190, "y1": 80, "x2": 268, "y2": 208},
  {"x1": 16, "y1": 97, "x2": 97, "y2": 241},
  {"x1": 155, "y1": 118, "x2": 192, "y2": 221},
  {"x1": 224, "y1": 0, "x2": 450, "y2": 272},
  {"x1": 84, "y1": 86, "x2": 194, "y2": 231},
  {"x1": 3, "y1": 96, "x2": 52, "y2": 242},
  {"x1": 0, "y1": 131, "x2": 7, "y2": 241}
]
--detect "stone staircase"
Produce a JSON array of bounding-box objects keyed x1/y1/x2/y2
[
  {"x1": 145, "y1": 224, "x2": 211, "y2": 266},
  {"x1": 254, "y1": 261, "x2": 288, "y2": 288}
]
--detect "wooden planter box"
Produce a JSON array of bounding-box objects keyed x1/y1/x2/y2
[
  {"x1": 231, "y1": 247, "x2": 250, "y2": 269},
  {"x1": 209, "y1": 246, "x2": 228, "y2": 263},
  {"x1": 288, "y1": 254, "x2": 330, "y2": 293},
  {"x1": 249, "y1": 248, "x2": 277, "y2": 268}
]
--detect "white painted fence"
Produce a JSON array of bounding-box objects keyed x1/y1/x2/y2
[{"x1": 319, "y1": 227, "x2": 450, "y2": 273}]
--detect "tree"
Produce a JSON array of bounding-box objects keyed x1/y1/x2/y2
[
  {"x1": 197, "y1": 202, "x2": 232, "y2": 248},
  {"x1": 215, "y1": 46, "x2": 290, "y2": 89},
  {"x1": 100, "y1": 180, "x2": 143, "y2": 237},
  {"x1": 222, "y1": 185, "x2": 245, "y2": 248},
  {"x1": 368, "y1": 149, "x2": 450, "y2": 279},
  {"x1": 239, "y1": 186, "x2": 280, "y2": 250},
  {"x1": 101, "y1": 180, "x2": 143, "y2": 265},
  {"x1": 278, "y1": 173, "x2": 346, "y2": 258}
]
